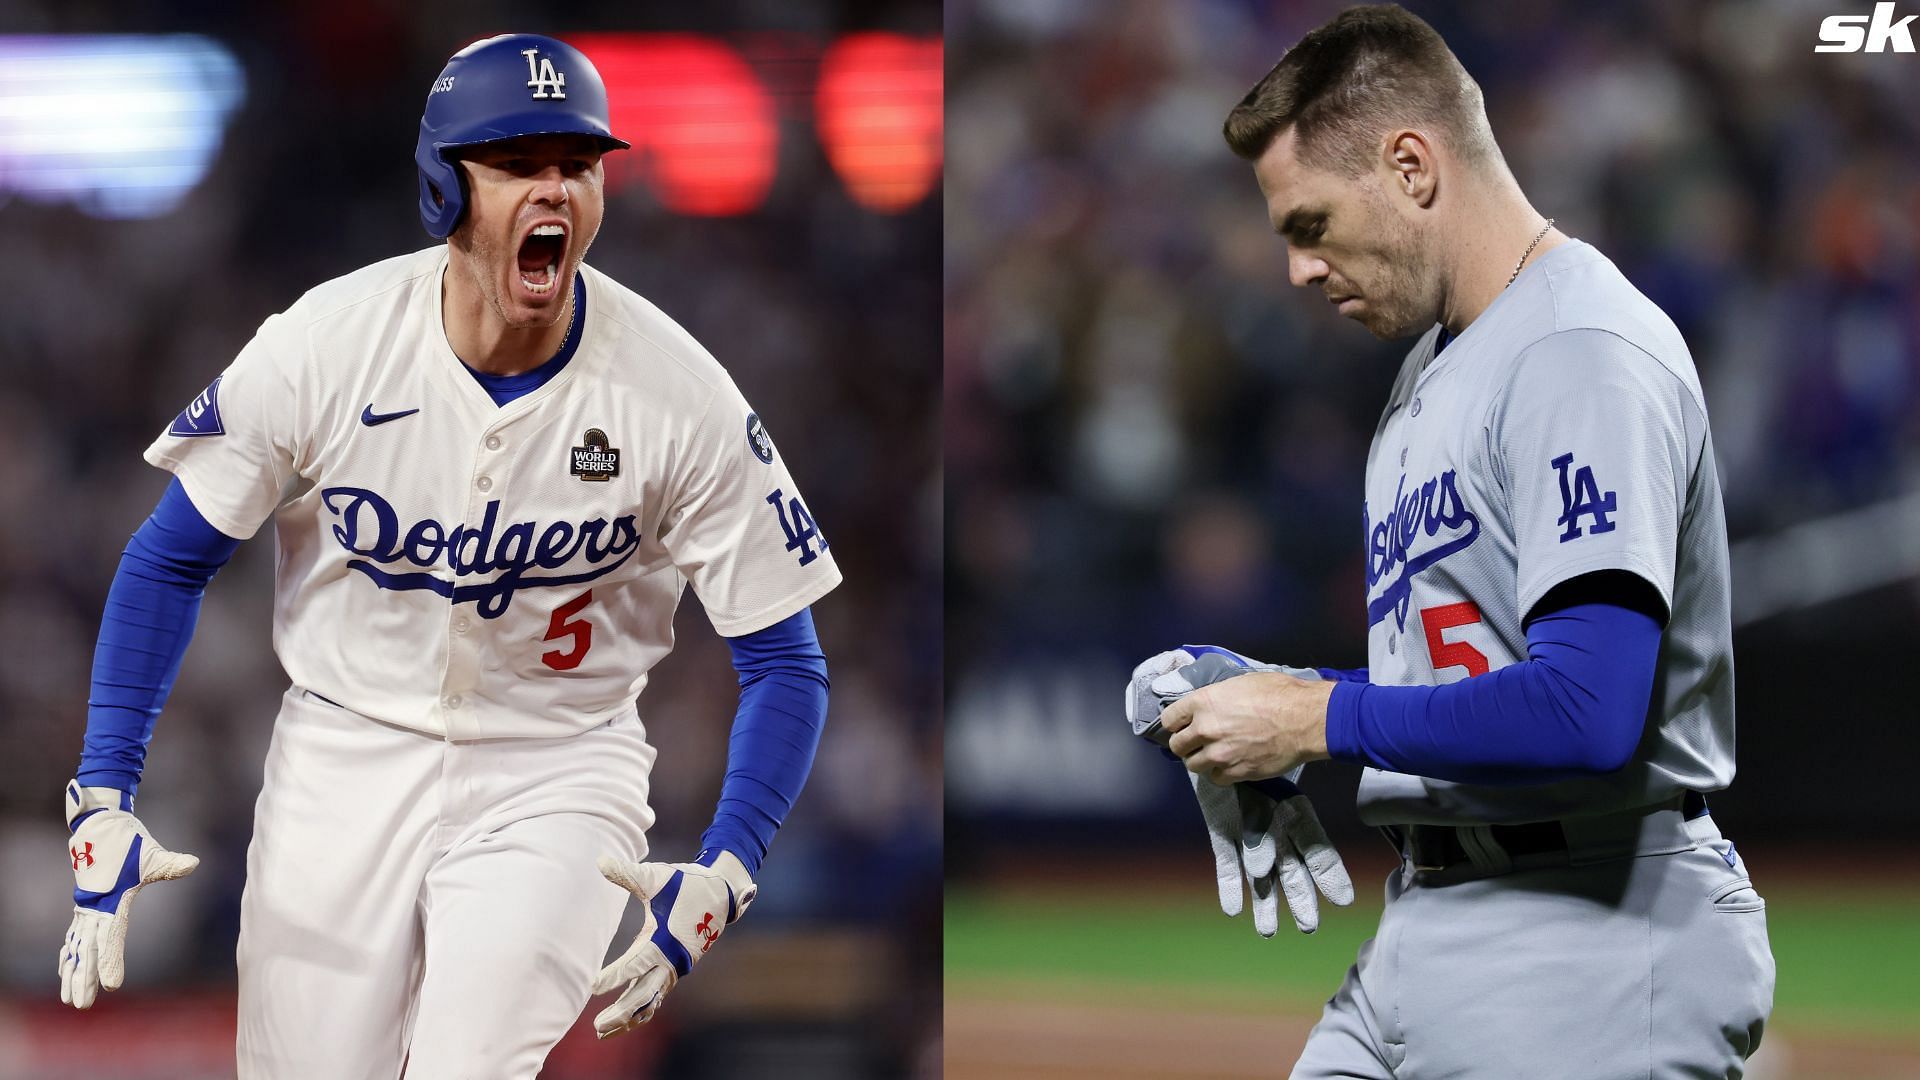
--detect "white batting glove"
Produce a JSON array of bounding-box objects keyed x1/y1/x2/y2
[
  {"x1": 1127, "y1": 648, "x2": 1354, "y2": 936},
  {"x1": 59, "y1": 782, "x2": 199, "y2": 1008},
  {"x1": 590, "y1": 849, "x2": 757, "y2": 1039}
]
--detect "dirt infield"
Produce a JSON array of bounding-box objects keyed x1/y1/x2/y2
[
  {"x1": 945, "y1": 988, "x2": 1319, "y2": 1080},
  {"x1": 944, "y1": 979, "x2": 1920, "y2": 1080}
]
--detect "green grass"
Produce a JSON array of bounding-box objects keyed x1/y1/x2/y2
[
  {"x1": 1760, "y1": 886, "x2": 1920, "y2": 1030},
  {"x1": 946, "y1": 883, "x2": 1920, "y2": 1034},
  {"x1": 945, "y1": 890, "x2": 1369, "y2": 1009}
]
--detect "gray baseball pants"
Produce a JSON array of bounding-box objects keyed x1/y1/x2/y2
[{"x1": 1292, "y1": 808, "x2": 1774, "y2": 1079}]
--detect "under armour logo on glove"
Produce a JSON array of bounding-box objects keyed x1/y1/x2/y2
[
  {"x1": 59, "y1": 782, "x2": 199, "y2": 1010},
  {"x1": 589, "y1": 849, "x2": 756, "y2": 1039}
]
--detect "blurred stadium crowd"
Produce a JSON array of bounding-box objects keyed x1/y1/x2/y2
[
  {"x1": 946, "y1": 0, "x2": 1920, "y2": 858},
  {"x1": 0, "y1": 2, "x2": 939, "y2": 1076}
]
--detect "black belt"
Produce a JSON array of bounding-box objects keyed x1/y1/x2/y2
[{"x1": 1390, "y1": 791, "x2": 1709, "y2": 872}]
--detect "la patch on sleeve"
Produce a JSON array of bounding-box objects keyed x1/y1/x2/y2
[
  {"x1": 168, "y1": 376, "x2": 225, "y2": 438},
  {"x1": 1552, "y1": 451, "x2": 1617, "y2": 541}
]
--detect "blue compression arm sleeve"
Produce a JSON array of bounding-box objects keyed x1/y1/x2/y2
[
  {"x1": 1314, "y1": 667, "x2": 1370, "y2": 683},
  {"x1": 1325, "y1": 588, "x2": 1661, "y2": 785},
  {"x1": 78, "y1": 479, "x2": 241, "y2": 797},
  {"x1": 700, "y1": 608, "x2": 830, "y2": 876}
]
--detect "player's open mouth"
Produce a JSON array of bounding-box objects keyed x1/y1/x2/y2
[{"x1": 515, "y1": 221, "x2": 568, "y2": 297}]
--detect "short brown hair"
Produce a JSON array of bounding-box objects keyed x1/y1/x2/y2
[{"x1": 1223, "y1": 5, "x2": 1495, "y2": 174}]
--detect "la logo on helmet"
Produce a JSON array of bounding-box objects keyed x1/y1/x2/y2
[{"x1": 522, "y1": 48, "x2": 567, "y2": 99}]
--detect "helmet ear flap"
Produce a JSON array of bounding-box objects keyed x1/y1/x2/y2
[{"x1": 415, "y1": 147, "x2": 467, "y2": 240}]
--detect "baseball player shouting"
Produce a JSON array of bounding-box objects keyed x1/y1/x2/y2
[
  {"x1": 59, "y1": 34, "x2": 840, "y2": 1076},
  {"x1": 1129, "y1": 6, "x2": 1773, "y2": 1077}
]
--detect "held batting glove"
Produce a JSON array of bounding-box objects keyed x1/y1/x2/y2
[
  {"x1": 59, "y1": 782, "x2": 199, "y2": 1009},
  {"x1": 1127, "y1": 648, "x2": 1354, "y2": 936},
  {"x1": 590, "y1": 849, "x2": 757, "y2": 1039}
]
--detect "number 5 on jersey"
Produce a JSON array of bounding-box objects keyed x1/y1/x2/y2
[
  {"x1": 542, "y1": 590, "x2": 595, "y2": 671},
  {"x1": 767, "y1": 489, "x2": 827, "y2": 566},
  {"x1": 1420, "y1": 601, "x2": 1489, "y2": 678}
]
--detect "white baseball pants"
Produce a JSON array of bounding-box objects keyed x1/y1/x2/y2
[{"x1": 235, "y1": 687, "x2": 655, "y2": 1078}]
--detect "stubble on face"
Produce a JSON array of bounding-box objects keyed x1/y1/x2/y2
[
  {"x1": 1256, "y1": 131, "x2": 1442, "y2": 342},
  {"x1": 449, "y1": 137, "x2": 605, "y2": 333},
  {"x1": 1346, "y1": 183, "x2": 1438, "y2": 340},
  {"x1": 450, "y1": 214, "x2": 536, "y2": 330}
]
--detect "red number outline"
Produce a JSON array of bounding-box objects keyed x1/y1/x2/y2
[
  {"x1": 542, "y1": 590, "x2": 596, "y2": 671},
  {"x1": 1419, "y1": 601, "x2": 1489, "y2": 678}
]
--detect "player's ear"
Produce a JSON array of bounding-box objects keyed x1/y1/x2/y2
[{"x1": 1383, "y1": 130, "x2": 1437, "y2": 209}]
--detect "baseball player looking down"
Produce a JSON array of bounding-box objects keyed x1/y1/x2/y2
[
  {"x1": 1127, "y1": 7, "x2": 1773, "y2": 1077},
  {"x1": 59, "y1": 34, "x2": 841, "y2": 1076}
]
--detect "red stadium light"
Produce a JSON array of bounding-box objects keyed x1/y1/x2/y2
[
  {"x1": 815, "y1": 33, "x2": 943, "y2": 214},
  {"x1": 571, "y1": 34, "x2": 778, "y2": 217}
]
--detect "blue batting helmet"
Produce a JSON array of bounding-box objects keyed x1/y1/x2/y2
[{"x1": 414, "y1": 34, "x2": 630, "y2": 239}]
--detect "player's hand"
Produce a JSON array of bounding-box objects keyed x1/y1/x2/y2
[
  {"x1": 59, "y1": 782, "x2": 200, "y2": 1009},
  {"x1": 590, "y1": 849, "x2": 757, "y2": 1039},
  {"x1": 1126, "y1": 647, "x2": 1303, "y2": 755},
  {"x1": 1127, "y1": 647, "x2": 1324, "y2": 786},
  {"x1": 1128, "y1": 649, "x2": 1353, "y2": 935},
  {"x1": 1158, "y1": 660, "x2": 1334, "y2": 784}
]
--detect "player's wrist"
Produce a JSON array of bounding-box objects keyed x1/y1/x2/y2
[
  {"x1": 697, "y1": 816, "x2": 767, "y2": 877},
  {"x1": 1255, "y1": 672, "x2": 1333, "y2": 768},
  {"x1": 74, "y1": 764, "x2": 142, "y2": 801},
  {"x1": 63, "y1": 781, "x2": 133, "y2": 833},
  {"x1": 695, "y1": 848, "x2": 757, "y2": 899},
  {"x1": 1322, "y1": 681, "x2": 1365, "y2": 764},
  {"x1": 695, "y1": 840, "x2": 762, "y2": 880},
  {"x1": 1299, "y1": 678, "x2": 1336, "y2": 763}
]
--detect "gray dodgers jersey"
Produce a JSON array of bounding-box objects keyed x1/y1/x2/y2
[{"x1": 1354, "y1": 240, "x2": 1734, "y2": 826}]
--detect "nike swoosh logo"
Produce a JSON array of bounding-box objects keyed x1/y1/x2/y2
[{"x1": 361, "y1": 405, "x2": 420, "y2": 427}]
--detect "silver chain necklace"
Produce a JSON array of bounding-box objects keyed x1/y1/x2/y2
[{"x1": 1508, "y1": 218, "x2": 1555, "y2": 287}]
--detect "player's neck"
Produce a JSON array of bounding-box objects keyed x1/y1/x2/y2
[
  {"x1": 1437, "y1": 191, "x2": 1563, "y2": 337},
  {"x1": 441, "y1": 272, "x2": 575, "y2": 377}
]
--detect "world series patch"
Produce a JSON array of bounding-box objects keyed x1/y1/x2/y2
[
  {"x1": 168, "y1": 376, "x2": 225, "y2": 438},
  {"x1": 746, "y1": 412, "x2": 774, "y2": 464},
  {"x1": 569, "y1": 427, "x2": 620, "y2": 482}
]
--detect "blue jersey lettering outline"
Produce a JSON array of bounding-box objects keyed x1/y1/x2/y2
[
  {"x1": 321, "y1": 486, "x2": 641, "y2": 619},
  {"x1": 1364, "y1": 469, "x2": 1481, "y2": 632}
]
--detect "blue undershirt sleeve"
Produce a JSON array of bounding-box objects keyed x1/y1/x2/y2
[
  {"x1": 699, "y1": 607, "x2": 830, "y2": 876},
  {"x1": 78, "y1": 478, "x2": 242, "y2": 798},
  {"x1": 1314, "y1": 667, "x2": 1370, "y2": 683},
  {"x1": 1323, "y1": 582, "x2": 1661, "y2": 785}
]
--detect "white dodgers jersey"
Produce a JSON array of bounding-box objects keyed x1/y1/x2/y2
[
  {"x1": 1355, "y1": 240, "x2": 1734, "y2": 825},
  {"x1": 146, "y1": 247, "x2": 841, "y2": 739}
]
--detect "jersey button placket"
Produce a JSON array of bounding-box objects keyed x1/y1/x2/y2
[{"x1": 442, "y1": 436, "x2": 501, "y2": 740}]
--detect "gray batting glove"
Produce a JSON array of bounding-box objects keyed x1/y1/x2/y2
[{"x1": 1126, "y1": 648, "x2": 1354, "y2": 936}]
